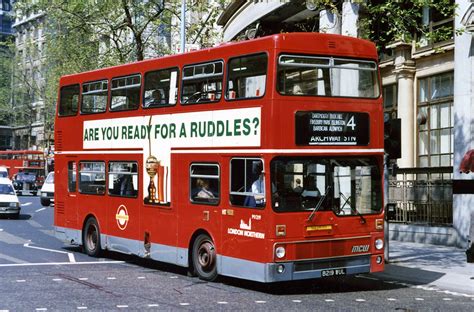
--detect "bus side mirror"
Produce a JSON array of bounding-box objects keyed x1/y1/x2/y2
[
  {"x1": 385, "y1": 203, "x2": 396, "y2": 221},
  {"x1": 384, "y1": 118, "x2": 401, "y2": 159}
]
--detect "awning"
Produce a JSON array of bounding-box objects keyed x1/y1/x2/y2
[{"x1": 459, "y1": 149, "x2": 474, "y2": 173}]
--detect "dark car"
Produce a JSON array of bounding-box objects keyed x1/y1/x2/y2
[{"x1": 12, "y1": 172, "x2": 39, "y2": 196}]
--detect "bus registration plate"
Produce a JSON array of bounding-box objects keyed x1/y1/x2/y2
[{"x1": 321, "y1": 268, "x2": 346, "y2": 277}]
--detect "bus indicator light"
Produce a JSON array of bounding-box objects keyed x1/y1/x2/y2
[{"x1": 276, "y1": 225, "x2": 286, "y2": 237}]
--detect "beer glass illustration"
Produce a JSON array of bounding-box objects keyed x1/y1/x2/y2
[{"x1": 145, "y1": 155, "x2": 159, "y2": 203}]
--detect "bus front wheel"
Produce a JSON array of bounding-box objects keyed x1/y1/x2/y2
[
  {"x1": 192, "y1": 234, "x2": 217, "y2": 281},
  {"x1": 83, "y1": 218, "x2": 101, "y2": 257}
]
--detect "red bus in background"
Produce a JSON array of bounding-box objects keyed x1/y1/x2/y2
[
  {"x1": 54, "y1": 33, "x2": 385, "y2": 283},
  {"x1": 0, "y1": 150, "x2": 45, "y2": 180}
]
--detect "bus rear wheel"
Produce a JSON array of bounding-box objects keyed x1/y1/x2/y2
[
  {"x1": 83, "y1": 218, "x2": 101, "y2": 257},
  {"x1": 192, "y1": 234, "x2": 217, "y2": 281}
]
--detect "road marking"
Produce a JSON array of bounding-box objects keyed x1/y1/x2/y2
[
  {"x1": 442, "y1": 298, "x2": 452, "y2": 301},
  {"x1": 355, "y1": 299, "x2": 366, "y2": 302},
  {"x1": 35, "y1": 309, "x2": 47, "y2": 311},
  {"x1": 22, "y1": 202, "x2": 32, "y2": 207},
  {"x1": 217, "y1": 301, "x2": 228, "y2": 304},
  {"x1": 415, "y1": 298, "x2": 424, "y2": 301},
  {"x1": 0, "y1": 229, "x2": 3, "y2": 231},
  {"x1": 0, "y1": 260, "x2": 124, "y2": 268},
  {"x1": 23, "y1": 243, "x2": 76, "y2": 263},
  {"x1": 116, "y1": 305, "x2": 128, "y2": 308},
  {"x1": 147, "y1": 304, "x2": 159, "y2": 307},
  {"x1": 179, "y1": 303, "x2": 190, "y2": 306},
  {"x1": 16, "y1": 280, "x2": 26, "y2": 283},
  {"x1": 292, "y1": 300, "x2": 302, "y2": 303},
  {"x1": 77, "y1": 307, "x2": 87, "y2": 310},
  {"x1": 169, "y1": 276, "x2": 178, "y2": 279},
  {"x1": 107, "y1": 277, "x2": 116, "y2": 280},
  {"x1": 52, "y1": 278, "x2": 62, "y2": 282},
  {"x1": 78, "y1": 278, "x2": 88, "y2": 281},
  {"x1": 137, "y1": 276, "x2": 146, "y2": 279},
  {"x1": 255, "y1": 301, "x2": 266, "y2": 304},
  {"x1": 35, "y1": 208, "x2": 46, "y2": 212},
  {"x1": 324, "y1": 299, "x2": 335, "y2": 302},
  {"x1": 387, "y1": 298, "x2": 397, "y2": 301}
]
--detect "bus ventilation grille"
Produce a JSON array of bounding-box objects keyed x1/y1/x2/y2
[
  {"x1": 56, "y1": 201, "x2": 65, "y2": 214},
  {"x1": 328, "y1": 41, "x2": 336, "y2": 49},
  {"x1": 56, "y1": 131, "x2": 63, "y2": 151}
]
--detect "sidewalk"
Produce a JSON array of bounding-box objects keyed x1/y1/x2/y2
[{"x1": 375, "y1": 240, "x2": 474, "y2": 295}]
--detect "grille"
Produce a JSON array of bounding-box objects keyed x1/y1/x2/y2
[
  {"x1": 294, "y1": 255, "x2": 370, "y2": 272},
  {"x1": 0, "y1": 202, "x2": 11, "y2": 207},
  {"x1": 328, "y1": 41, "x2": 337, "y2": 49},
  {"x1": 56, "y1": 201, "x2": 65, "y2": 214}
]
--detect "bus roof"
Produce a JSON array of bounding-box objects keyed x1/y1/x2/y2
[{"x1": 59, "y1": 32, "x2": 378, "y2": 86}]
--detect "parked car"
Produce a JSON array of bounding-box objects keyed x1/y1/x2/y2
[
  {"x1": 40, "y1": 172, "x2": 54, "y2": 206},
  {"x1": 0, "y1": 177, "x2": 20, "y2": 219},
  {"x1": 12, "y1": 172, "x2": 39, "y2": 196}
]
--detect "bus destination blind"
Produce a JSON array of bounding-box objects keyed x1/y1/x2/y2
[{"x1": 295, "y1": 111, "x2": 369, "y2": 146}]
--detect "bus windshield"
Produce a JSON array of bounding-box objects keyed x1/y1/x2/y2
[
  {"x1": 277, "y1": 55, "x2": 380, "y2": 98},
  {"x1": 271, "y1": 156, "x2": 382, "y2": 215}
]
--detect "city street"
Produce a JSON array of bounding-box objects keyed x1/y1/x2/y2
[{"x1": 0, "y1": 196, "x2": 472, "y2": 311}]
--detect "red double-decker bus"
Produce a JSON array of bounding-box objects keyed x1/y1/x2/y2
[
  {"x1": 0, "y1": 150, "x2": 45, "y2": 179},
  {"x1": 54, "y1": 33, "x2": 385, "y2": 282}
]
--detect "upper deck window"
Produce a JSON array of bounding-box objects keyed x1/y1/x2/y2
[
  {"x1": 59, "y1": 84, "x2": 79, "y2": 116},
  {"x1": 81, "y1": 80, "x2": 108, "y2": 114},
  {"x1": 143, "y1": 68, "x2": 179, "y2": 108},
  {"x1": 227, "y1": 53, "x2": 267, "y2": 100},
  {"x1": 277, "y1": 55, "x2": 380, "y2": 99},
  {"x1": 181, "y1": 61, "x2": 223, "y2": 104},
  {"x1": 110, "y1": 74, "x2": 141, "y2": 111}
]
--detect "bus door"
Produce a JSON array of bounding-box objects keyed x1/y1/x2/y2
[
  {"x1": 221, "y1": 158, "x2": 267, "y2": 266},
  {"x1": 65, "y1": 160, "x2": 78, "y2": 228},
  {"x1": 106, "y1": 161, "x2": 140, "y2": 255}
]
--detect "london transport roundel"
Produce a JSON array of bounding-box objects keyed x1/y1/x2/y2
[{"x1": 115, "y1": 205, "x2": 129, "y2": 230}]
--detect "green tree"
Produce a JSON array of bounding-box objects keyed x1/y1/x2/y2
[{"x1": 0, "y1": 40, "x2": 14, "y2": 126}]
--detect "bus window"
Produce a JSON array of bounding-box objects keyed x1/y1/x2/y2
[
  {"x1": 81, "y1": 80, "x2": 108, "y2": 114},
  {"x1": 79, "y1": 161, "x2": 105, "y2": 195},
  {"x1": 181, "y1": 60, "x2": 223, "y2": 104},
  {"x1": 68, "y1": 161, "x2": 76, "y2": 192},
  {"x1": 110, "y1": 74, "x2": 141, "y2": 111},
  {"x1": 143, "y1": 68, "x2": 179, "y2": 108},
  {"x1": 227, "y1": 53, "x2": 267, "y2": 100},
  {"x1": 190, "y1": 163, "x2": 219, "y2": 205},
  {"x1": 230, "y1": 158, "x2": 265, "y2": 208},
  {"x1": 277, "y1": 55, "x2": 380, "y2": 98},
  {"x1": 59, "y1": 84, "x2": 79, "y2": 116},
  {"x1": 108, "y1": 161, "x2": 138, "y2": 197}
]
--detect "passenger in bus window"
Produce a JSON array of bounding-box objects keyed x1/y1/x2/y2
[
  {"x1": 195, "y1": 178, "x2": 215, "y2": 199},
  {"x1": 151, "y1": 90, "x2": 163, "y2": 105},
  {"x1": 292, "y1": 84, "x2": 303, "y2": 95},
  {"x1": 251, "y1": 166, "x2": 265, "y2": 206},
  {"x1": 120, "y1": 175, "x2": 134, "y2": 196}
]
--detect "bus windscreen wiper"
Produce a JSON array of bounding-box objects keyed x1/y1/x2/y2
[
  {"x1": 307, "y1": 186, "x2": 331, "y2": 221},
  {"x1": 340, "y1": 192, "x2": 366, "y2": 224}
]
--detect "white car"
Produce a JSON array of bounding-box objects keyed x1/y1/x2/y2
[
  {"x1": 0, "y1": 177, "x2": 21, "y2": 219},
  {"x1": 0, "y1": 166, "x2": 8, "y2": 178},
  {"x1": 40, "y1": 172, "x2": 54, "y2": 206}
]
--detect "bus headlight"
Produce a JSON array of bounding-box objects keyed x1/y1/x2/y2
[
  {"x1": 375, "y1": 239, "x2": 384, "y2": 250},
  {"x1": 275, "y1": 246, "x2": 286, "y2": 259}
]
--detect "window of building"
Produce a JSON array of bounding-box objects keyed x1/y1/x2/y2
[
  {"x1": 418, "y1": 72, "x2": 454, "y2": 167},
  {"x1": 79, "y1": 161, "x2": 105, "y2": 195},
  {"x1": 383, "y1": 84, "x2": 398, "y2": 119},
  {"x1": 417, "y1": 2, "x2": 454, "y2": 49},
  {"x1": 181, "y1": 60, "x2": 223, "y2": 104},
  {"x1": 108, "y1": 162, "x2": 138, "y2": 197},
  {"x1": 190, "y1": 163, "x2": 219, "y2": 205},
  {"x1": 68, "y1": 161, "x2": 76, "y2": 192},
  {"x1": 230, "y1": 158, "x2": 265, "y2": 208},
  {"x1": 143, "y1": 67, "x2": 179, "y2": 108},
  {"x1": 227, "y1": 53, "x2": 267, "y2": 100},
  {"x1": 110, "y1": 74, "x2": 141, "y2": 111},
  {"x1": 58, "y1": 84, "x2": 79, "y2": 116},
  {"x1": 81, "y1": 80, "x2": 108, "y2": 114}
]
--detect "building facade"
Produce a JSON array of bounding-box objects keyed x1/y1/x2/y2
[{"x1": 217, "y1": 0, "x2": 474, "y2": 248}]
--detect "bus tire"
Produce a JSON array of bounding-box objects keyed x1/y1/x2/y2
[
  {"x1": 83, "y1": 218, "x2": 101, "y2": 257},
  {"x1": 192, "y1": 234, "x2": 217, "y2": 281}
]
